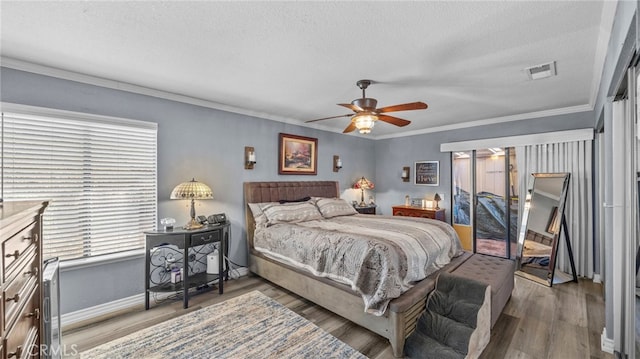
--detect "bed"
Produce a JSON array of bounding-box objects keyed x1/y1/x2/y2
[{"x1": 244, "y1": 181, "x2": 471, "y2": 357}]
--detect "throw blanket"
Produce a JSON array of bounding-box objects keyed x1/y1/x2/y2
[{"x1": 254, "y1": 215, "x2": 462, "y2": 315}]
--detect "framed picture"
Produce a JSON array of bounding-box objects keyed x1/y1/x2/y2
[
  {"x1": 415, "y1": 161, "x2": 439, "y2": 186},
  {"x1": 278, "y1": 133, "x2": 318, "y2": 175}
]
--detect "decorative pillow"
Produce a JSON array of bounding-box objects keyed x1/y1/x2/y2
[
  {"x1": 315, "y1": 198, "x2": 358, "y2": 218},
  {"x1": 259, "y1": 201, "x2": 323, "y2": 225},
  {"x1": 248, "y1": 202, "x2": 272, "y2": 228}
]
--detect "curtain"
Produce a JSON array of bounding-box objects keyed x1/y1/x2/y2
[{"x1": 515, "y1": 140, "x2": 593, "y2": 278}]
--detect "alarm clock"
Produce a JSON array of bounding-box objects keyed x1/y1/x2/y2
[{"x1": 207, "y1": 213, "x2": 227, "y2": 224}]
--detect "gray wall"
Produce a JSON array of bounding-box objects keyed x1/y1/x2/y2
[
  {"x1": 0, "y1": 67, "x2": 376, "y2": 313},
  {"x1": 0, "y1": 64, "x2": 600, "y2": 317},
  {"x1": 373, "y1": 111, "x2": 595, "y2": 222}
]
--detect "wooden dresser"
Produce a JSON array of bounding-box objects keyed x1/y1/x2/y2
[
  {"x1": 1, "y1": 201, "x2": 48, "y2": 359},
  {"x1": 392, "y1": 205, "x2": 446, "y2": 222}
]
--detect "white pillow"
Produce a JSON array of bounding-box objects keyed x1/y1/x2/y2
[
  {"x1": 315, "y1": 198, "x2": 358, "y2": 218},
  {"x1": 248, "y1": 202, "x2": 272, "y2": 228},
  {"x1": 259, "y1": 201, "x2": 323, "y2": 225}
]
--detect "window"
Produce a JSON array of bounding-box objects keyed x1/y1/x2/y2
[{"x1": 1, "y1": 106, "x2": 157, "y2": 261}]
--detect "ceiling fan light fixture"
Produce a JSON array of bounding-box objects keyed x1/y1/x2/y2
[
  {"x1": 306, "y1": 79, "x2": 427, "y2": 134},
  {"x1": 354, "y1": 113, "x2": 377, "y2": 134}
]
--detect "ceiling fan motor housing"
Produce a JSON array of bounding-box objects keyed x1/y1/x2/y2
[{"x1": 352, "y1": 98, "x2": 377, "y2": 111}]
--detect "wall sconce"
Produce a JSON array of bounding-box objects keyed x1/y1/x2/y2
[
  {"x1": 401, "y1": 166, "x2": 410, "y2": 182},
  {"x1": 245, "y1": 146, "x2": 256, "y2": 170},
  {"x1": 333, "y1": 155, "x2": 342, "y2": 172}
]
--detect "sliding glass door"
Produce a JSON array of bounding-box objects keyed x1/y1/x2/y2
[
  {"x1": 452, "y1": 151, "x2": 473, "y2": 251},
  {"x1": 452, "y1": 147, "x2": 518, "y2": 258},
  {"x1": 475, "y1": 147, "x2": 517, "y2": 258}
]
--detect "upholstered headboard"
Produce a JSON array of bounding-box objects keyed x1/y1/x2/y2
[{"x1": 243, "y1": 181, "x2": 339, "y2": 249}]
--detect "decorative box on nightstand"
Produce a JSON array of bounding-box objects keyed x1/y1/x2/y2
[
  {"x1": 354, "y1": 205, "x2": 376, "y2": 215},
  {"x1": 392, "y1": 205, "x2": 445, "y2": 222}
]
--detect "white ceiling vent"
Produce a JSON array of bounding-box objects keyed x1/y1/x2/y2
[{"x1": 525, "y1": 61, "x2": 557, "y2": 80}]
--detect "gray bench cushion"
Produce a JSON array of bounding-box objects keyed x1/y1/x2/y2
[
  {"x1": 449, "y1": 254, "x2": 515, "y2": 327},
  {"x1": 404, "y1": 272, "x2": 491, "y2": 359}
]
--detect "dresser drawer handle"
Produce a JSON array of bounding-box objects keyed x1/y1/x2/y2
[
  {"x1": 7, "y1": 345, "x2": 22, "y2": 358},
  {"x1": 6, "y1": 293, "x2": 19, "y2": 303},
  {"x1": 24, "y1": 266, "x2": 39, "y2": 277},
  {"x1": 26, "y1": 308, "x2": 40, "y2": 320},
  {"x1": 5, "y1": 250, "x2": 20, "y2": 259},
  {"x1": 201, "y1": 235, "x2": 213, "y2": 242}
]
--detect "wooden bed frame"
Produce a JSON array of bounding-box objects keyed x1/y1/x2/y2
[{"x1": 243, "y1": 181, "x2": 470, "y2": 357}]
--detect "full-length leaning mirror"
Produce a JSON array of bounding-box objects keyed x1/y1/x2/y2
[{"x1": 515, "y1": 173, "x2": 577, "y2": 286}]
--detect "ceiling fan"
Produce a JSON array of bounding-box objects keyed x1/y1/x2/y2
[{"x1": 306, "y1": 79, "x2": 428, "y2": 134}]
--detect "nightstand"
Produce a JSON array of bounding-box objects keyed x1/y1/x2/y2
[
  {"x1": 354, "y1": 205, "x2": 376, "y2": 215},
  {"x1": 144, "y1": 223, "x2": 229, "y2": 309},
  {"x1": 392, "y1": 205, "x2": 445, "y2": 221}
]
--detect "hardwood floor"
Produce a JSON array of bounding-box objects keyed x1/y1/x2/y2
[{"x1": 63, "y1": 275, "x2": 613, "y2": 359}]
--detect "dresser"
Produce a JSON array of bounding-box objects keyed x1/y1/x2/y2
[
  {"x1": 1, "y1": 201, "x2": 48, "y2": 359},
  {"x1": 392, "y1": 205, "x2": 446, "y2": 222}
]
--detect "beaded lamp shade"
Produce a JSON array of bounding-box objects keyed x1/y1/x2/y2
[
  {"x1": 353, "y1": 176, "x2": 374, "y2": 207},
  {"x1": 170, "y1": 178, "x2": 213, "y2": 229},
  {"x1": 170, "y1": 178, "x2": 213, "y2": 200}
]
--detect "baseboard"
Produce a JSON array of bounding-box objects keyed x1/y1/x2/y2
[
  {"x1": 62, "y1": 267, "x2": 249, "y2": 329},
  {"x1": 600, "y1": 327, "x2": 614, "y2": 354},
  {"x1": 61, "y1": 292, "x2": 148, "y2": 329},
  {"x1": 592, "y1": 273, "x2": 601, "y2": 283}
]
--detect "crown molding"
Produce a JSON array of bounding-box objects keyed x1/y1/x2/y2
[
  {"x1": 0, "y1": 57, "x2": 339, "y2": 132},
  {"x1": 1, "y1": 57, "x2": 594, "y2": 140},
  {"x1": 374, "y1": 104, "x2": 594, "y2": 140},
  {"x1": 588, "y1": 0, "x2": 617, "y2": 108}
]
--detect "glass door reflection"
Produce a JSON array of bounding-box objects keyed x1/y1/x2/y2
[
  {"x1": 474, "y1": 148, "x2": 517, "y2": 258},
  {"x1": 452, "y1": 151, "x2": 473, "y2": 251}
]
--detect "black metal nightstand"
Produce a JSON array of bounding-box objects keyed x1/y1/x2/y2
[
  {"x1": 144, "y1": 223, "x2": 229, "y2": 309},
  {"x1": 354, "y1": 205, "x2": 376, "y2": 215}
]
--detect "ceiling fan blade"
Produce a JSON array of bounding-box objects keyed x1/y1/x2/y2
[
  {"x1": 338, "y1": 103, "x2": 363, "y2": 112},
  {"x1": 305, "y1": 114, "x2": 352, "y2": 123},
  {"x1": 343, "y1": 122, "x2": 357, "y2": 133},
  {"x1": 377, "y1": 102, "x2": 428, "y2": 113},
  {"x1": 378, "y1": 114, "x2": 411, "y2": 127}
]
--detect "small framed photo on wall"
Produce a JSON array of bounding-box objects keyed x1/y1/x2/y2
[{"x1": 415, "y1": 161, "x2": 439, "y2": 186}]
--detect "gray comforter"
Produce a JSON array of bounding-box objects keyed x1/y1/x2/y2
[{"x1": 253, "y1": 215, "x2": 463, "y2": 315}]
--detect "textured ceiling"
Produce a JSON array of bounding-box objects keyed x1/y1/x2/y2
[{"x1": 0, "y1": 1, "x2": 614, "y2": 138}]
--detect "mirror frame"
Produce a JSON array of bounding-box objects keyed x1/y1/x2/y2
[{"x1": 515, "y1": 172, "x2": 573, "y2": 286}]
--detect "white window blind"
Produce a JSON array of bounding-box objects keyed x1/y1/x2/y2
[{"x1": 1, "y1": 108, "x2": 157, "y2": 261}]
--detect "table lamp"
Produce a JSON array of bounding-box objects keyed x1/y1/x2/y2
[
  {"x1": 433, "y1": 193, "x2": 441, "y2": 209},
  {"x1": 353, "y1": 176, "x2": 374, "y2": 207},
  {"x1": 170, "y1": 178, "x2": 213, "y2": 229}
]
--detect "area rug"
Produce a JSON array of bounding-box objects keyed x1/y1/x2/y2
[{"x1": 80, "y1": 290, "x2": 366, "y2": 359}]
